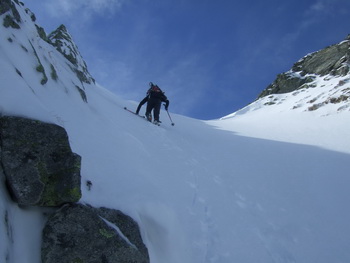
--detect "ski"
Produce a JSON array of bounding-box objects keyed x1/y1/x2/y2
[
  {"x1": 124, "y1": 107, "x2": 160, "y2": 126},
  {"x1": 124, "y1": 107, "x2": 138, "y2": 115}
]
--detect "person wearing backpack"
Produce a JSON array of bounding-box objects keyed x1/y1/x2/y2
[{"x1": 136, "y1": 82, "x2": 170, "y2": 124}]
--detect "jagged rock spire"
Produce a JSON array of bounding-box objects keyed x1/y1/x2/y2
[
  {"x1": 1, "y1": 0, "x2": 95, "y2": 87},
  {"x1": 49, "y1": 24, "x2": 80, "y2": 65},
  {"x1": 49, "y1": 24, "x2": 95, "y2": 84}
]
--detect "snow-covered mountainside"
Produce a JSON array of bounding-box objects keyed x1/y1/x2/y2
[
  {"x1": 211, "y1": 36, "x2": 350, "y2": 154},
  {"x1": 1, "y1": 1, "x2": 350, "y2": 263}
]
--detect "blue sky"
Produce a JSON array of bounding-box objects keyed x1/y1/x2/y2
[{"x1": 24, "y1": 0, "x2": 350, "y2": 119}]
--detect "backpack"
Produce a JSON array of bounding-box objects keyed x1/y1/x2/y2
[
  {"x1": 150, "y1": 85, "x2": 161, "y2": 93},
  {"x1": 148, "y1": 84, "x2": 163, "y2": 98}
]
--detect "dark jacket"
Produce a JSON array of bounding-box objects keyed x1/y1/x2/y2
[{"x1": 136, "y1": 86, "x2": 169, "y2": 115}]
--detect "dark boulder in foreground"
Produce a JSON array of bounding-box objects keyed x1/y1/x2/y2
[
  {"x1": 0, "y1": 116, "x2": 81, "y2": 206},
  {"x1": 42, "y1": 203, "x2": 150, "y2": 263}
]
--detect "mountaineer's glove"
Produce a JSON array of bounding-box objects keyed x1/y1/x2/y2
[{"x1": 164, "y1": 100, "x2": 169, "y2": 111}]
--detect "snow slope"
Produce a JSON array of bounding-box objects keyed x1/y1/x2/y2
[
  {"x1": 1, "y1": 2, "x2": 350, "y2": 263},
  {"x1": 210, "y1": 73, "x2": 350, "y2": 154}
]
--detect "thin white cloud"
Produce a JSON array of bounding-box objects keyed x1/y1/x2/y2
[
  {"x1": 44, "y1": 0, "x2": 124, "y2": 19},
  {"x1": 310, "y1": 1, "x2": 326, "y2": 12},
  {"x1": 306, "y1": 0, "x2": 349, "y2": 16},
  {"x1": 279, "y1": 0, "x2": 339, "y2": 54}
]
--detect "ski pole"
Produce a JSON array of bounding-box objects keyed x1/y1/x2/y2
[{"x1": 166, "y1": 110, "x2": 175, "y2": 126}]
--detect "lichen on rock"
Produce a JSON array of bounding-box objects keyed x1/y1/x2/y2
[{"x1": 0, "y1": 116, "x2": 82, "y2": 206}]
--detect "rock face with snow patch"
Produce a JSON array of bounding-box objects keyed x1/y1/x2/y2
[
  {"x1": 259, "y1": 35, "x2": 350, "y2": 98},
  {"x1": 0, "y1": 0, "x2": 21, "y2": 29},
  {"x1": 49, "y1": 24, "x2": 95, "y2": 85},
  {"x1": 1, "y1": 0, "x2": 91, "y2": 102},
  {"x1": 42, "y1": 203, "x2": 150, "y2": 263},
  {"x1": 251, "y1": 35, "x2": 350, "y2": 114},
  {"x1": 0, "y1": 116, "x2": 82, "y2": 206}
]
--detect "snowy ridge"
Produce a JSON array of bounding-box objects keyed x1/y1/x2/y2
[
  {"x1": 214, "y1": 61, "x2": 350, "y2": 154},
  {"x1": 1, "y1": 1, "x2": 350, "y2": 263},
  {"x1": 223, "y1": 71, "x2": 350, "y2": 118}
]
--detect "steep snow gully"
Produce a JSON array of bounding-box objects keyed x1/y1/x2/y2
[{"x1": 1, "y1": 0, "x2": 350, "y2": 262}]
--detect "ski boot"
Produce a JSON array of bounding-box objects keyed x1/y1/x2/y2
[{"x1": 146, "y1": 113, "x2": 152, "y2": 122}]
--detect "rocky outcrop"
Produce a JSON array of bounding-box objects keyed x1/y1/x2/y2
[
  {"x1": 0, "y1": 116, "x2": 149, "y2": 263},
  {"x1": 258, "y1": 72, "x2": 316, "y2": 98},
  {"x1": 1, "y1": 0, "x2": 21, "y2": 29},
  {"x1": 0, "y1": 0, "x2": 15, "y2": 16},
  {"x1": 258, "y1": 35, "x2": 350, "y2": 98},
  {"x1": 47, "y1": 24, "x2": 93, "y2": 102},
  {"x1": 292, "y1": 35, "x2": 350, "y2": 77},
  {"x1": 1, "y1": 2, "x2": 150, "y2": 261},
  {"x1": 48, "y1": 24, "x2": 95, "y2": 85},
  {"x1": 0, "y1": 116, "x2": 81, "y2": 206},
  {"x1": 42, "y1": 203, "x2": 150, "y2": 263},
  {"x1": 0, "y1": 0, "x2": 13, "y2": 15}
]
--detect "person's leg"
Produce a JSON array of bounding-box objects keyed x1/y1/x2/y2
[
  {"x1": 153, "y1": 101, "x2": 162, "y2": 122},
  {"x1": 146, "y1": 99, "x2": 155, "y2": 121}
]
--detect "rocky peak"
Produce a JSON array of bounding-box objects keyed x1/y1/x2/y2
[
  {"x1": 1, "y1": 0, "x2": 94, "y2": 100},
  {"x1": 258, "y1": 35, "x2": 350, "y2": 98},
  {"x1": 246, "y1": 35, "x2": 350, "y2": 115},
  {"x1": 49, "y1": 24, "x2": 95, "y2": 84},
  {"x1": 292, "y1": 38, "x2": 350, "y2": 77},
  {"x1": 49, "y1": 24, "x2": 78, "y2": 65},
  {"x1": 0, "y1": 0, "x2": 21, "y2": 29}
]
